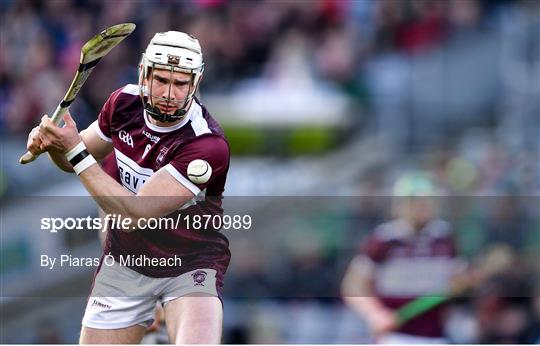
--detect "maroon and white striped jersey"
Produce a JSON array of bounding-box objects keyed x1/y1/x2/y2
[
  {"x1": 95, "y1": 84, "x2": 230, "y2": 285},
  {"x1": 360, "y1": 219, "x2": 457, "y2": 338}
]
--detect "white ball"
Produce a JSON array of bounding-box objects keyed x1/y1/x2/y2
[{"x1": 187, "y1": 159, "x2": 212, "y2": 184}]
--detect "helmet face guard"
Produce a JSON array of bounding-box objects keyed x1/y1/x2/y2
[{"x1": 139, "y1": 32, "x2": 204, "y2": 123}]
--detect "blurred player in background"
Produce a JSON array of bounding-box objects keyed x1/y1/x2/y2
[
  {"x1": 342, "y1": 173, "x2": 463, "y2": 344},
  {"x1": 26, "y1": 31, "x2": 230, "y2": 343}
]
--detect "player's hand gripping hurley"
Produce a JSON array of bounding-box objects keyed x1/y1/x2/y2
[{"x1": 19, "y1": 23, "x2": 136, "y2": 164}]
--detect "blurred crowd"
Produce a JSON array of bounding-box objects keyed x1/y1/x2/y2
[
  {"x1": 1, "y1": 0, "x2": 538, "y2": 136},
  {"x1": 1, "y1": 0, "x2": 539, "y2": 197}
]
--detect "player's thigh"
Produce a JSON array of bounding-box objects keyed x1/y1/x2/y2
[
  {"x1": 80, "y1": 324, "x2": 146, "y2": 344},
  {"x1": 164, "y1": 293, "x2": 223, "y2": 344},
  {"x1": 81, "y1": 261, "x2": 161, "y2": 342}
]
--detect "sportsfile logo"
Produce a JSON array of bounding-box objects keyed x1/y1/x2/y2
[{"x1": 119, "y1": 130, "x2": 134, "y2": 148}]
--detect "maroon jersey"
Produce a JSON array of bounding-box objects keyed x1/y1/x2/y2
[
  {"x1": 95, "y1": 84, "x2": 230, "y2": 286},
  {"x1": 100, "y1": 152, "x2": 117, "y2": 178},
  {"x1": 361, "y1": 219, "x2": 457, "y2": 338}
]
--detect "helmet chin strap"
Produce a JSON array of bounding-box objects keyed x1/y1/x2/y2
[{"x1": 145, "y1": 99, "x2": 189, "y2": 123}]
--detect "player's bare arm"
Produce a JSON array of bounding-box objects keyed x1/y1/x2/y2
[
  {"x1": 80, "y1": 121, "x2": 115, "y2": 160},
  {"x1": 341, "y1": 255, "x2": 398, "y2": 336},
  {"x1": 80, "y1": 164, "x2": 194, "y2": 220},
  {"x1": 36, "y1": 113, "x2": 193, "y2": 222}
]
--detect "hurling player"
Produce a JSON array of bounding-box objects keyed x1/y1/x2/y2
[
  {"x1": 27, "y1": 31, "x2": 230, "y2": 344},
  {"x1": 342, "y1": 173, "x2": 461, "y2": 344}
]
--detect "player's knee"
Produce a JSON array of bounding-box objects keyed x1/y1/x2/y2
[
  {"x1": 167, "y1": 296, "x2": 222, "y2": 344},
  {"x1": 174, "y1": 321, "x2": 221, "y2": 344}
]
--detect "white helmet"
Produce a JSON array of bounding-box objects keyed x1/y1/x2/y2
[{"x1": 139, "y1": 31, "x2": 205, "y2": 122}]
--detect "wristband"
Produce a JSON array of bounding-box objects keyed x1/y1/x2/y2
[
  {"x1": 64, "y1": 142, "x2": 97, "y2": 175},
  {"x1": 65, "y1": 142, "x2": 86, "y2": 160},
  {"x1": 73, "y1": 154, "x2": 97, "y2": 175}
]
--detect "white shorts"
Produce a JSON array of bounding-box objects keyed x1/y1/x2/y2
[{"x1": 82, "y1": 260, "x2": 218, "y2": 329}]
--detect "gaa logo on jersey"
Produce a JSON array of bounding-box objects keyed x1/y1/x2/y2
[
  {"x1": 119, "y1": 130, "x2": 134, "y2": 148},
  {"x1": 192, "y1": 270, "x2": 207, "y2": 286}
]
